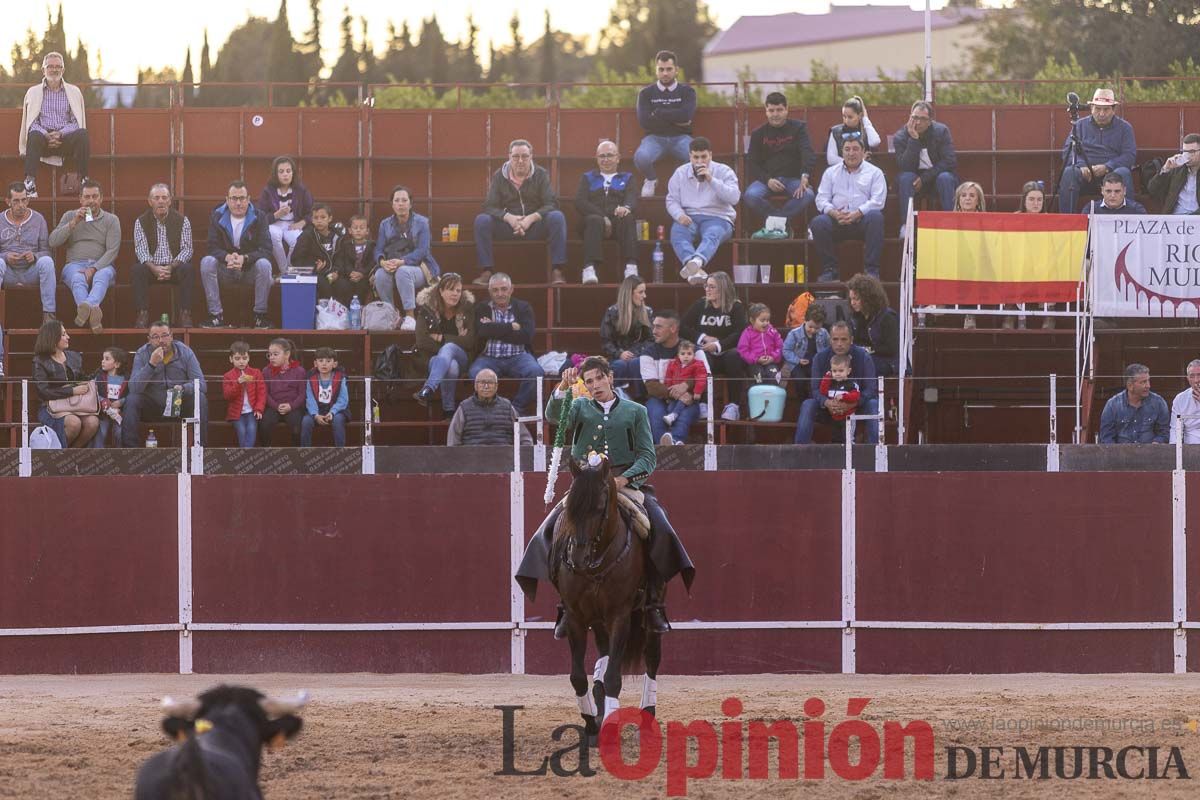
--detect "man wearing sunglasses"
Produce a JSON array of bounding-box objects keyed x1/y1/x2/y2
[
  {"x1": 893, "y1": 100, "x2": 959, "y2": 226},
  {"x1": 1149, "y1": 133, "x2": 1200, "y2": 215}
]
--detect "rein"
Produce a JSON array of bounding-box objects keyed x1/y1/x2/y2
[{"x1": 563, "y1": 485, "x2": 633, "y2": 583}]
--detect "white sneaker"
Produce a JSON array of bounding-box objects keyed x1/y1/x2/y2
[
  {"x1": 680, "y1": 258, "x2": 708, "y2": 285},
  {"x1": 662, "y1": 412, "x2": 678, "y2": 426},
  {"x1": 659, "y1": 432, "x2": 675, "y2": 446},
  {"x1": 641, "y1": 179, "x2": 657, "y2": 198},
  {"x1": 963, "y1": 314, "x2": 976, "y2": 330},
  {"x1": 721, "y1": 403, "x2": 740, "y2": 421},
  {"x1": 581, "y1": 265, "x2": 599, "y2": 284},
  {"x1": 400, "y1": 315, "x2": 416, "y2": 331},
  {"x1": 624, "y1": 263, "x2": 639, "y2": 278}
]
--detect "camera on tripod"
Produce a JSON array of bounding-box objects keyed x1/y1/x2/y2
[{"x1": 1066, "y1": 91, "x2": 1081, "y2": 121}]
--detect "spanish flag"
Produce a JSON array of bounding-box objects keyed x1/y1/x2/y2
[{"x1": 916, "y1": 212, "x2": 1088, "y2": 305}]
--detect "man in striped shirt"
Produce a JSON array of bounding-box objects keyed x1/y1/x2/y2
[{"x1": 18, "y1": 52, "x2": 89, "y2": 198}]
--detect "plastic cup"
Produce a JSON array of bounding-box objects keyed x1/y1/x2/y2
[
  {"x1": 449, "y1": 223, "x2": 460, "y2": 242},
  {"x1": 759, "y1": 264, "x2": 771, "y2": 283}
]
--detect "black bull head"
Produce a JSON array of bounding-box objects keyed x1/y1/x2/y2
[{"x1": 134, "y1": 685, "x2": 306, "y2": 800}]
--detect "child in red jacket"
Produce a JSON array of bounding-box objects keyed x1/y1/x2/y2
[
  {"x1": 819, "y1": 353, "x2": 862, "y2": 443},
  {"x1": 661, "y1": 339, "x2": 709, "y2": 427},
  {"x1": 222, "y1": 340, "x2": 266, "y2": 447}
]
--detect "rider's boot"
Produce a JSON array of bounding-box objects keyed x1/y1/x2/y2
[
  {"x1": 553, "y1": 603, "x2": 569, "y2": 640},
  {"x1": 645, "y1": 577, "x2": 671, "y2": 634}
]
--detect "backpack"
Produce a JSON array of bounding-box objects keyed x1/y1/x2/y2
[
  {"x1": 362, "y1": 300, "x2": 402, "y2": 331},
  {"x1": 784, "y1": 291, "x2": 815, "y2": 329},
  {"x1": 373, "y1": 343, "x2": 419, "y2": 403},
  {"x1": 815, "y1": 295, "x2": 854, "y2": 329}
]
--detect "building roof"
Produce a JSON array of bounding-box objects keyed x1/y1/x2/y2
[{"x1": 704, "y1": 4, "x2": 989, "y2": 57}]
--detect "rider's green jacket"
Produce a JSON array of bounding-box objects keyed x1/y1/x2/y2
[{"x1": 546, "y1": 390, "x2": 656, "y2": 488}]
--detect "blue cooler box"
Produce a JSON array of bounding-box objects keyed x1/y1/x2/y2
[
  {"x1": 280, "y1": 275, "x2": 318, "y2": 329},
  {"x1": 747, "y1": 384, "x2": 787, "y2": 422}
]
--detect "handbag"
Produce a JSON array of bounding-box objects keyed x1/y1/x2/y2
[{"x1": 48, "y1": 382, "x2": 100, "y2": 418}]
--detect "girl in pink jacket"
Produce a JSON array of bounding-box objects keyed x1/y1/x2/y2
[{"x1": 737, "y1": 303, "x2": 784, "y2": 384}]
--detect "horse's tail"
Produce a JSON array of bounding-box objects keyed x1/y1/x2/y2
[{"x1": 621, "y1": 604, "x2": 647, "y2": 674}]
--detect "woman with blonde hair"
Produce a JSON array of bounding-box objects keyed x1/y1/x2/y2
[
  {"x1": 681, "y1": 270, "x2": 749, "y2": 419},
  {"x1": 599, "y1": 274, "x2": 654, "y2": 395},
  {"x1": 953, "y1": 181, "x2": 987, "y2": 328},
  {"x1": 827, "y1": 95, "x2": 881, "y2": 166}
]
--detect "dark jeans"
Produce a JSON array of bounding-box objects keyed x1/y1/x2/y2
[
  {"x1": 301, "y1": 410, "x2": 349, "y2": 447},
  {"x1": 810, "y1": 210, "x2": 884, "y2": 280},
  {"x1": 120, "y1": 391, "x2": 209, "y2": 447},
  {"x1": 25, "y1": 129, "x2": 90, "y2": 181},
  {"x1": 131, "y1": 260, "x2": 195, "y2": 314},
  {"x1": 317, "y1": 271, "x2": 370, "y2": 308},
  {"x1": 896, "y1": 170, "x2": 958, "y2": 213},
  {"x1": 580, "y1": 214, "x2": 638, "y2": 272},
  {"x1": 259, "y1": 406, "x2": 304, "y2": 446}
]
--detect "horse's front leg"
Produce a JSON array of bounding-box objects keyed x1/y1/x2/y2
[
  {"x1": 567, "y1": 618, "x2": 598, "y2": 736},
  {"x1": 601, "y1": 613, "x2": 630, "y2": 725}
]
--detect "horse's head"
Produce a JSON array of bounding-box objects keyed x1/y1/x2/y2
[{"x1": 565, "y1": 454, "x2": 618, "y2": 555}]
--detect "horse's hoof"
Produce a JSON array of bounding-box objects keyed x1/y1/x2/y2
[
  {"x1": 641, "y1": 705, "x2": 656, "y2": 718},
  {"x1": 592, "y1": 681, "x2": 605, "y2": 719},
  {"x1": 582, "y1": 713, "x2": 599, "y2": 736}
]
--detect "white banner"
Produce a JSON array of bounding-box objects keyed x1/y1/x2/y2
[{"x1": 1093, "y1": 214, "x2": 1200, "y2": 317}]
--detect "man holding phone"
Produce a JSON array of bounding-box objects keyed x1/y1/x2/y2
[
  {"x1": 122, "y1": 320, "x2": 208, "y2": 446},
  {"x1": 665, "y1": 136, "x2": 740, "y2": 286},
  {"x1": 1149, "y1": 133, "x2": 1200, "y2": 215}
]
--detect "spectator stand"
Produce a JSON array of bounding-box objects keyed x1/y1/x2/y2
[{"x1": 899, "y1": 204, "x2": 1094, "y2": 444}]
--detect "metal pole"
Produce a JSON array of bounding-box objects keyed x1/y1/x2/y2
[
  {"x1": 923, "y1": 0, "x2": 933, "y2": 102},
  {"x1": 1049, "y1": 373, "x2": 1058, "y2": 445},
  {"x1": 364, "y1": 377, "x2": 373, "y2": 447}
]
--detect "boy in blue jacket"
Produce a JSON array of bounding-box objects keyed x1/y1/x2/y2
[{"x1": 301, "y1": 346, "x2": 350, "y2": 447}]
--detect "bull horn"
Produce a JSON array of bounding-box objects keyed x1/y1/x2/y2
[
  {"x1": 260, "y1": 690, "x2": 309, "y2": 716},
  {"x1": 161, "y1": 696, "x2": 202, "y2": 718}
]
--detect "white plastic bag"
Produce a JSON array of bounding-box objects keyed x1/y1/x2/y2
[
  {"x1": 537, "y1": 351, "x2": 569, "y2": 375},
  {"x1": 316, "y1": 298, "x2": 350, "y2": 330},
  {"x1": 29, "y1": 425, "x2": 63, "y2": 449}
]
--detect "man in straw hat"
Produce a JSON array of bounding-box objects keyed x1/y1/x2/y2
[{"x1": 1058, "y1": 88, "x2": 1137, "y2": 213}]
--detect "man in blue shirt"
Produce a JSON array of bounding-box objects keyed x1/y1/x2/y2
[
  {"x1": 794, "y1": 321, "x2": 879, "y2": 444},
  {"x1": 1098, "y1": 363, "x2": 1169, "y2": 444},
  {"x1": 1081, "y1": 173, "x2": 1147, "y2": 215},
  {"x1": 1058, "y1": 89, "x2": 1137, "y2": 212}
]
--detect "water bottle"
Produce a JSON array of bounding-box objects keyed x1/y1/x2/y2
[
  {"x1": 145, "y1": 430, "x2": 158, "y2": 449},
  {"x1": 349, "y1": 295, "x2": 362, "y2": 329},
  {"x1": 652, "y1": 242, "x2": 664, "y2": 284}
]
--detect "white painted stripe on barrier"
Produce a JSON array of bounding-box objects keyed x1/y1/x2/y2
[
  {"x1": 853, "y1": 621, "x2": 1177, "y2": 631},
  {"x1": 1174, "y1": 469, "x2": 1188, "y2": 673},
  {"x1": 178, "y1": 472, "x2": 193, "y2": 675},
  {"x1": 510, "y1": 471, "x2": 527, "y2": 675},
  {"x1": 0, "y1": 624, "x2": 183, "y2": 636},
  {"x1": 1046, "y1": 443, "x2": 1060, "y2": 472},
  {"x1": 841, "y1": 468, "x2": 857, "y2": 674},
  {"x1": 361, "y1": 445, "x2": 375, "y2": 475},
  {"x1": 187, "y1": 622, "x2": 515, "y2": 631}
]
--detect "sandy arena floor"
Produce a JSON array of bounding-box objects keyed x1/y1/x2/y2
[{"x1": 3, "y1": 672, "x2": 1200, "y2": 798}]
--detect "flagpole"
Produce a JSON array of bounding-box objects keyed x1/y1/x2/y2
[{"x1": 924, "y1": 0, "x2": 933, "y2": 102}]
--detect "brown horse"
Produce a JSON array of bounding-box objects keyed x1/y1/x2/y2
[{"x1": 551, "y1": 456, "x2": 662, "y2": 739}]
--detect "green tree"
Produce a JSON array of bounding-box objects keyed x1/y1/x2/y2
[
  {"x1": 197, "y1": 31, "x2": 212, "y2": 105},
  {"x1": 328, "y1": 8, "x2": 360, "y2": 101},
  {"x1": 968, "y1": 0, "x2": 1200, "y2": 80},
  {"x1": 266, "y1": 0, "x2": 312, "y2": 105},
  {"x1": 507, "y1": 13, "x2": 524, "y2": 82},
  {"x1": 380, "y1": 20, "x2": 415, "y2": 83},
  {"x1": 210, "y1": 16, "x2": 274, "y2": 105},
  {"x1": 540, "y1": 11, "x2": 556, "y2": 86},
  {"x1": 416, "y1": 16, "x2": 450, "y2": 85},
  {"x1": 180, "y1": 48, "x2": 194, "y2": 107},
  {"x1": 598, "y1": 0, "x2": 718, "y2": 81}
]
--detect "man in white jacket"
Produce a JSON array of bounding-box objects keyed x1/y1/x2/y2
[
  {"x1": 665, "y1": 136, "x2": 740, "y2": 285},
  {"x1": 1170, "y1": 359, "x2": 1200, "y2": 444},
  {"x1": 19, "y1": 52, "x2": 89, "y2": 199}
]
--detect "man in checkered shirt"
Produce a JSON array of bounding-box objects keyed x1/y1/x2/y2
[
  {"x1": 18, "y1": 52, "x2": 89, "y2": 199},
  {"x1": 467, "y1": 272, "x2": 543, "y2": 416},
  {"x1": 132, "y1": 183, "x2": 195, "y2": 329}
]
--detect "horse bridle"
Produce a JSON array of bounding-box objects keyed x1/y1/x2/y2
[{"x1": 563, "y1": 489, "x2": 634, "y2": 583}]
